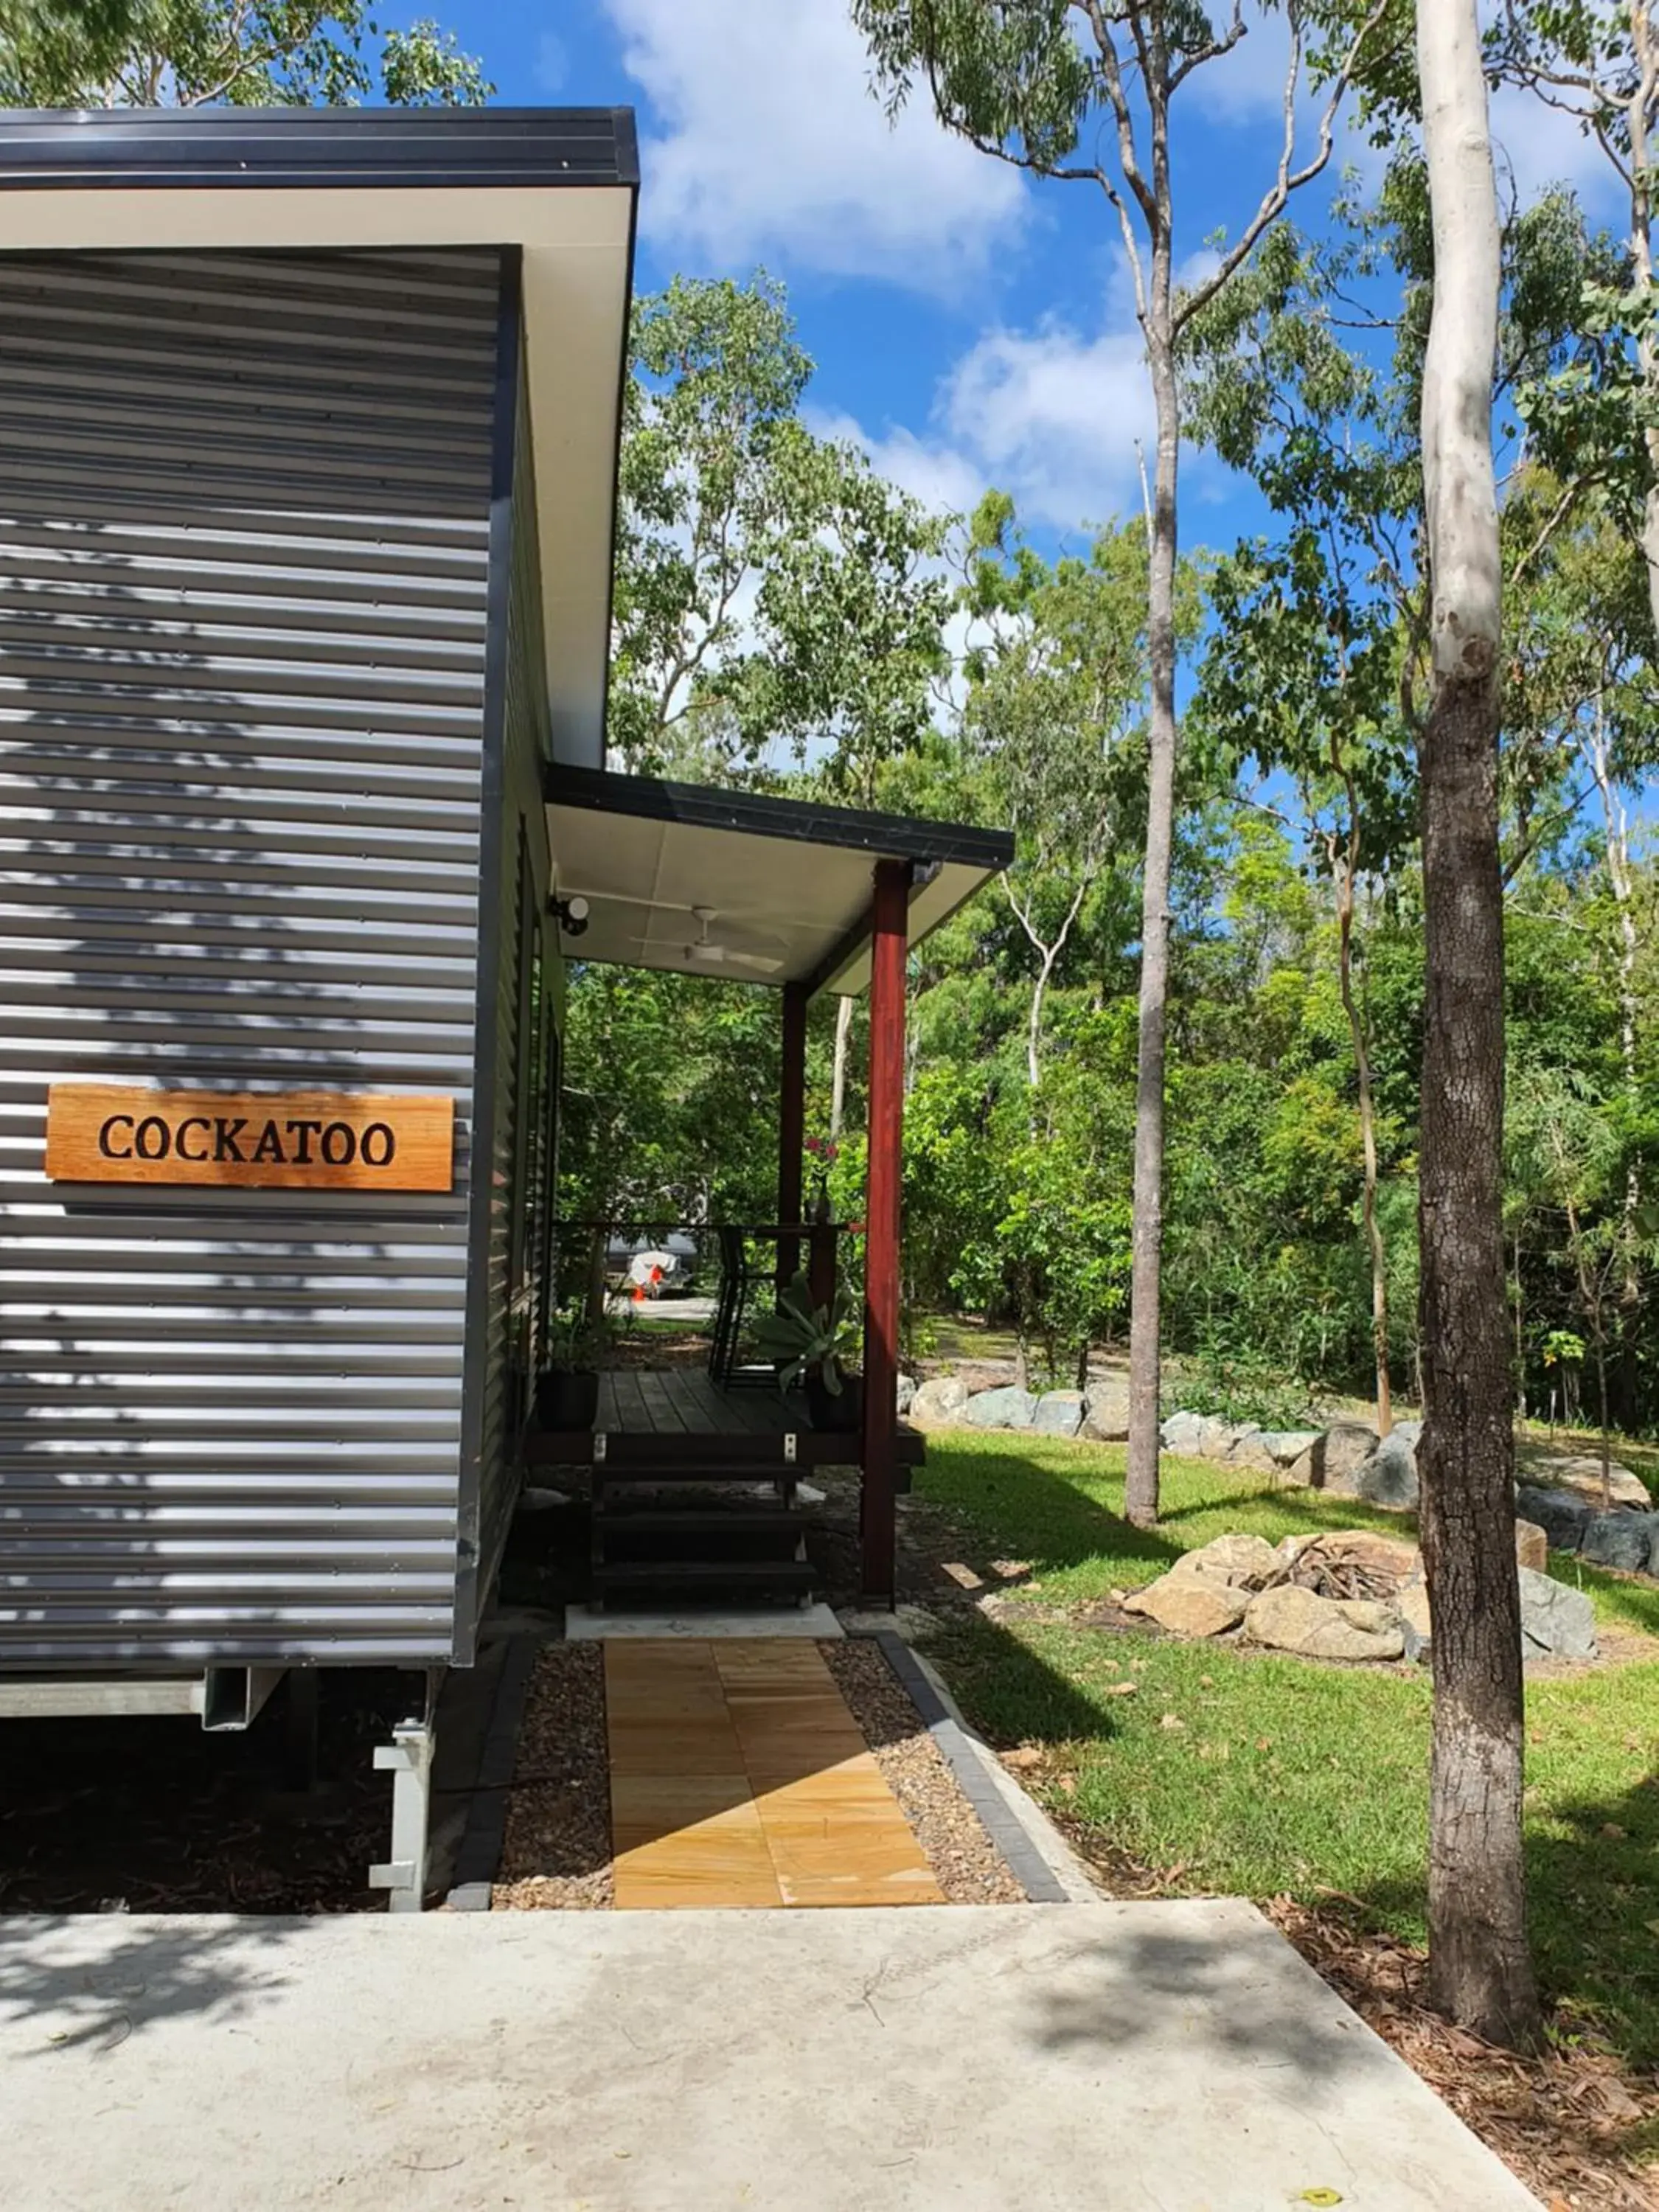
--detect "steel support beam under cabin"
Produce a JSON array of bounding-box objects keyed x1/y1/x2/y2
[
  {"x1": 860, "y1": 858, "x2": 910, "y2": 1605},
  {"x1": 777, "y1": 981, "x2": 809, "y2": 1293}
]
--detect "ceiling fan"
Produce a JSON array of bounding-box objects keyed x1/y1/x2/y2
[
  {"x1": 681, "y1": 907, "x2": 785, "y2": 973},
  {"x1": 618, "y1": 905, "x2": 786, "y2": 975}
]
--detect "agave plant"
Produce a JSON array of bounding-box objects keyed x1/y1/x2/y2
[{"x1": 751, "y1": 1270, "x2": 859, "y2": 1395}]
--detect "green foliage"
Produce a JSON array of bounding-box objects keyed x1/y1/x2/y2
[
  {"x1": 544, "y1": 1310, "x2": 608, "y2": 1374},
  {"x1": 0, "y1": 0, "x2": 489, "y2": 103},
  {"x1": 750, "y1": 1272, "x2": 860, "y2": 1392},
  {"x1": 1164, "y1": 1354, "x2": 1319, "y2": 1433},
  {"x1": 611, "y1": 274, "x2": 949, "y2": 783},
  {"x1": 557, "y1": 967, "x2": 785, "y2": 1244}
]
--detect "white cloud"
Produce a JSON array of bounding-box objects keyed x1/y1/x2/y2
[
  {"x1": 938, "y1": 316, "x2": 1155, "y2": 528},
  {"x1": 813, "y1": 304, "x2": 1157, "y2": 535},
  {"x1": 807, "y1": 408, "x2": 988, "y2": 518},
  {"x1": 1487, "y1": 82, "x2": 1618, "y2": 214},
  {"x1": 602, "y1": 0, "x2": 1026, "y2": 287},
  {"x1": 1183, "y1": 3, "x2": 1303, "y2": 126}
]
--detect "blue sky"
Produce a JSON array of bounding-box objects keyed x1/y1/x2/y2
[{"x1": 434, "y1": 0, "x2": 1617, "y2": 567}]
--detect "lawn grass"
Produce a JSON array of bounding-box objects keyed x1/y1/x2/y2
[
  {"x1": 917, "y1": 1428, "x2": 1419, "y2": 1605},
  {"x1": 914, "y1": 1430, "x2": 1659, "y2": 2065}
]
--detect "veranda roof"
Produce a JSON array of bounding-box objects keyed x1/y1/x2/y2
[{"x1": 545, "y1": 767, "x2": 1012, "y2": 997}]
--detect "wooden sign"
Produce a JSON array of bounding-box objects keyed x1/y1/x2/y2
[{"x1": 44, "y1": 1085, "x2": 454, "y2": 1192}]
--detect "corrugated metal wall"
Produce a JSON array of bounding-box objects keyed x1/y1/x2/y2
[
  {"x1": 456, "y1": 329, "x2": 555, "y2": 1662},
  {"x1": 0, "y1": 248, "x2": 501, "y2": 1666}
]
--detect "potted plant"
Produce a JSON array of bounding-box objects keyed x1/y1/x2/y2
[
  {"x1": 534, "y1": 1312, "x2": 605, "y2": 1431},
  {"x1": 751, "y1": 1271, "x2": 862, "y2": 1432}
]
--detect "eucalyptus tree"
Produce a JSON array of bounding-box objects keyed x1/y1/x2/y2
[
  {"x1": 849, "y1": 0, "x2": 1395, "y2": 1526},
  {"x1": 959, "y1": 493, "x2": 1150, "y2": 1086},
  {"x1": 1503, "y1": 493, "x2": 1659, "y2": 1394},
  {"x1": 1415, "y1": 0, "x2": 1543, "y2": 2054},
  {"x1": 1492, "y1": 0, "x2": 1659, "y2": 645},
  {"x1": 0, "y1": 0, "x2": 488, "y2": 102},
  {"x1": 612, "y1": 274, "x2": 950, "y2": 782},
  {"x1": 1197, "y1": 535, "x2": 1414, "y2": 1433}
]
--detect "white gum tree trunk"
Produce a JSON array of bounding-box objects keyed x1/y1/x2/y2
[{"x1": 1415, "y1": 0, "x2": 1543, "y2": 2051}]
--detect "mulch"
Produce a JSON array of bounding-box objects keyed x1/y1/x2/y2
[
  {"x1": 1269, "y1": 1899, "x2": 1659, "y2": 2212},
  {"x1": 490, "y1": 1635, "x2": 1027, "y2": 1909},
  {"x1": 0, "y1": 1672, "x2": 411, "y2": 1916}
]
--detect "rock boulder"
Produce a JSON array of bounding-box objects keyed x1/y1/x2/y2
[
  {"x1": 1517, "y1": 1567, "x2": 1598, "y2": 1661},
  {"x1": 1397, "y1": 1573, "x2": 1433, "y2": 1663},
  {"x1": 1122, "y1": 1575, "x2": 1250, "y2": 1637},
  {"x1": 1579, "y1": 1512, "x2": 1659, "y2": 1575},
  {"x1": 961, "y1": 1385, "x2": 1038, "y2": 1431},
  {"x1": 1514, "y1": 1484, "x2": 1591, "y2": 1552},
  {"x1": 908, "y1": 1377, "x2": 969, "y2": 1426},
  {"x1": 1160, "y1": 1410, "x2": 1208, "y2": 1457},
  {"x1": 896, "y1": 1374, "x2": 917, "y2": 1416},
  {"x1": 1514, "y1": 1518, "x2": 1549, "y2": 1573},
  {"x1": 1169, "y1": 1532, "x2": 1284, "y2": 1590},
  {"x1": 1032, "y1": 1391, "x2": 1085, "y2": 1439},
  {"x1": 1516, "y1": 1448, "x2": 1652, "y2": 1510},
  {"x1": 1244, "y1": 1582, "x2": 1405, "y2": 1662},
  {"x1": 1286, "y1": 1421, "x2": 1380, "y2": 1492},
  {"x1": 1082, "y1": 1385, "x2": 1131, "y2": 1441},
  {"x1": 1355, "y1": 1430, "x2": 1419, "y2": 1510}
]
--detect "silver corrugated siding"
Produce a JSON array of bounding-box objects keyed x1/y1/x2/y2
[
  {"x1": 0, "y1": 247, "x2": 501, "y2": 1667},
  {"x1": 454, "y1": 296, "x2": 554, "y2": 1663}
]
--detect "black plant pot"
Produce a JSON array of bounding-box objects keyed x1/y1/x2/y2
[
  {"x1": 805, "y1": 1368, "x2": 862, "y2": 1434},
  {"x1": 535, "y1": 1368, "x2": 599, "y2": 1431}
]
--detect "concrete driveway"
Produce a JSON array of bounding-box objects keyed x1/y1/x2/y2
[{"x1": 0, "y1": 1900, "x2": 1540, "y2": 2212}]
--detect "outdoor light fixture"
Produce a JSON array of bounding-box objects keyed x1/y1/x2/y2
[{"x1": 551, "y1": 894, "x2": 591, "y2": 939}]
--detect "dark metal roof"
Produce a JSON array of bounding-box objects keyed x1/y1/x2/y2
[
  {"x1": 0, "y1": 105, "x2": 639, "y2": 192},
  {"x1": 548, "y1": 764, "x2": 1015, "y2": 874}
]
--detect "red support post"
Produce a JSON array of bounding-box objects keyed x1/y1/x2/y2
[
  {"x1": 777, "y1": 981, "x2": 808, "y2": 1293},
  {"x1": 860, "y1": 859, "x2": 909, "y2": 1604}
]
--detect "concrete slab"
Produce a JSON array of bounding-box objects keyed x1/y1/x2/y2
[
  {"x1": 566, "y1": 1601, "x2": 843, "y2": 1640},
  {"x1": 0, "y1": 1902, "x2": 1540, "y2": 2211}
]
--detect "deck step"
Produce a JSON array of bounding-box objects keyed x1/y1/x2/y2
[
  {"x1": 597, "y1": 1506, "x2": 810, "y2": 1534},
  {"x1": 593, "y1": 1557, "x2": 816, "y2": 1596},
  {"x1": 592, "y1": 1461, "x2": 798, "y2": 1485}
]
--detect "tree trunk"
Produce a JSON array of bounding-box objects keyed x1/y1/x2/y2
[
  {"x1": 830, "y1": 992, "x2": 854, "y2": 1139},
  {"x1": 1124, "y1": 316, "x2": 1180, "y2": 1530},
  {"x1": 1028, "y1": 947, "x2": 1057, "y2": 1090},
  {"x1": 1416, "y1": 0, "x2": 1543, "y2": 2053},
  {"x1": 1624, "y1": 4, "x2": 1659, "y2": 646}
]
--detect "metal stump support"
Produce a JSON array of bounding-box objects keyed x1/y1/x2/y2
[{"x1": 369, "y1": 1668, "x2": 443, "y2": 1913}]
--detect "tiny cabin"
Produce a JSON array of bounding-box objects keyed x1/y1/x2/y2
[{"x1": 0, "y1": 106, "x2": 1009, "y2": 1904}]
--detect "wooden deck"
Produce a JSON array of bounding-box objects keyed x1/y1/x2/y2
[
  {"x1": 525, "y1": 1366, "x2": 926, "y2": 1472},
  {"x1": 595, "y1": 1367, "x2": 802, "y2": 1436}
]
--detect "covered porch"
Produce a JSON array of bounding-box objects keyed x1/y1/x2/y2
[{"x1": 532, "y1": 766, "x2": 1010, "y2": 1605}]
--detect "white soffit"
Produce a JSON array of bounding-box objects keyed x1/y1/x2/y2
[
  {"x1": 0, "y1": 182, "x2": 633, "y2": 772},
  {"x1": 545, "y1": 800, "x2": 999, "y2": 997}
]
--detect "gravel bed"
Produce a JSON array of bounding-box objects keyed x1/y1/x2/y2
[
  {"x1": 493, "y1": 1645, "x2": 613, "y2": 1910},
  {"x1": 819, "y1": 1638, "x2": 1026, "y2": 1905}
]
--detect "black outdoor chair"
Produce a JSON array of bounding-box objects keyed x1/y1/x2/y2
[{"x1": 707, "y1": 1225, "x2": 777, "y2": 1388}]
